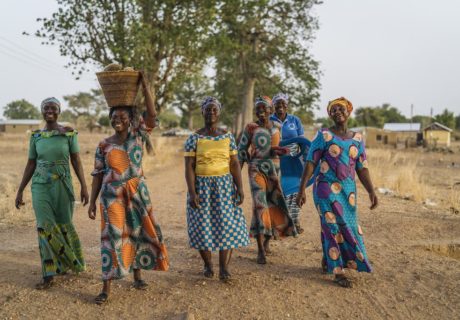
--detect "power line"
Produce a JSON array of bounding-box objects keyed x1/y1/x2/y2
[
  {"x1": 0, "y1": 36, "x2": 59, "y2": 67},
  {"x1": 0, "y1": 43, "x2": 57, "y2": 70}
]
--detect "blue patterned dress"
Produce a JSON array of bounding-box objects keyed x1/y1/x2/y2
[
  {"x1": 307, "y1": 128, "x2": 372, "y2": 275},
  {"x1": 184, "y1": 132, "x2": 250, "y2": 251}
]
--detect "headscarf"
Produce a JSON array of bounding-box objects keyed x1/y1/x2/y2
[
  {"x1": 327, "y1": 97, "x2": 353, "y2": 116},
  {"x1": 272, "y1": 93, "x2": 289, "y2": 105},
  {"x1": 200, "y1": 96, "x2": 222, "y2": 115},
  {"x1": 41, "y1": 97, "x2": 61, "y2": 113},
  {"x1": 254, "y1": 95, "x2": 272, "y2": 107}
]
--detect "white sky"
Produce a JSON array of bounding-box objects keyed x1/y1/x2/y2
[{"x1": 0, "y1": 0, "x2": 459, "y2": 119}]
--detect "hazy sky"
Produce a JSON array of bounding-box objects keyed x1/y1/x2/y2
[{"x1": 1, "y1": 0, "x2": 459, "y2": 119}]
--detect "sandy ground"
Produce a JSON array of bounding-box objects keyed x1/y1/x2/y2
[{"x1": 0, "y1": 134, "x2": 459, "y2": 319}]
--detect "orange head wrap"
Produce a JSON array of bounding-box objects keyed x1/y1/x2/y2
[{"x1": 327, "y1": 97, "x2": 353, "y2": 116}]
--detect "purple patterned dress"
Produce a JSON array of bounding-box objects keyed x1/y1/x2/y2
[{"x1": 307, "y1": 128, "x2": 372, "y2": 275}]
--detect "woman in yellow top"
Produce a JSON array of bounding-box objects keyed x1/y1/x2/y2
[{"x1": 184, "y1": 97, "x2": 249, "y2": 282}]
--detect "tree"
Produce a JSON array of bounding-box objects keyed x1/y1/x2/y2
[
  {"x1": 173, "y1": 72, "x2": 211, "y2": 130},
  {"x1": 354, "y1": 103, "x2": 406, "y2": 128},
  {"x1": 35, "y1": 0, "x2": 216, "y2": 113},
  {"x1": 214, "y1": 0, "x2": 321, "y2": 134},
  {"x1": 455, "y1": 114, "x2": 460, "y2": 130},
  {"x1": 412, "y1": 115, "x2": 432, "y2": 129},
  {"x1": 434, "y1": 109, "x2": 455, "y2": 129},
  {"x1": 63, "y1": 89, "x2": 106, "y2": 132},
  {"x1": 3, "y1": 99, "x2": 41, "y2": 119},
  {"x1": 59, "y1": 109, "x2": 77, "y2": 123},
  {"x1": 158, "y1": 107, "x2": 181, "y2": 129}
]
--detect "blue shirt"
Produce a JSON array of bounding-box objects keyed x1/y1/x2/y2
[{"x1": 270, "y1": 114, "x2": 304, "y2": 140}]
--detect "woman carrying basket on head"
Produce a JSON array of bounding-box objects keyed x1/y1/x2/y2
[{"x1": 88, "y1": 71, "x2": 168, "y2": 304}]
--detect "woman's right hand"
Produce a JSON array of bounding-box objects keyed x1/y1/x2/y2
[
  {"x1": 188, "y1": 192, "x2": 200, "y2": 209},
  {"x1": 296, "y1": 190, "x2": 307, "y2": 207},
  {"x1": 88, "y1": 202, "x2": 97, "y2": 220},
  {"x1": 15, "y1": 191, "x2": 24, "y2": 209}
]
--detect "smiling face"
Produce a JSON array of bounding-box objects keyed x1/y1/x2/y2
[
  {"x1": 255, "y1": 103, "x2": 271, "y2": 122},
  {"x1": 329, "y1": 103, "x2": 350, "y2": 125},
  {"x1": 274, "y1": 100, "x2": 287, "y2": 119},
  {"x1": 110, "y1": 109, "x2": 131, "y2": 133},
  {"x1": 203, "y1": 103, "x2": 220, "y2": 125},
  {"x1": 42, "y1": 102, "x2": 60, "y2": 123}
]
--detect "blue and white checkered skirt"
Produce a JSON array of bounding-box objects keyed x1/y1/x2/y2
[{"x1": 186, "y1": 173, "x2": 250, "y2": 251}]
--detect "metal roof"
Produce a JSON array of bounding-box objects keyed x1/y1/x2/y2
[
  {"x1": 423, "y1": 122, "x2": 453, "y2": 132},
  {"x1": 383, "y1": 123, "x2": 421, "y2": 132},
  {"x1": 0, "y1": 119, "x2": 41, "y2": 125}
]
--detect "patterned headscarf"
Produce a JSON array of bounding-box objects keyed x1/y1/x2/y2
[
  {"x1": 272, "y1": 93, "x2": 289, "y2": 105},
  {"x1": 254, "y1": 95, "x2": 272, "y2": 107},
  {"x1": 200, "y1": 96, "x2": 222, "y2": 114},
  {"x1": 327, "y1": 97, "x2": 353, "y2": 116},
  {"x1": 41, "y1": 97, "x2": 61, "y2": 113}
]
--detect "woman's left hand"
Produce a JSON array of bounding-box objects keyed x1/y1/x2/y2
[
  {"x1": 369, "y1": 192, "x2": 378, "y2": 210},
  {"x1": 81, "y1": 187, "x2": 89, "y2": 206},
  {"x1": 235, "y1": 188, "x2": 244, "y2": 206}
]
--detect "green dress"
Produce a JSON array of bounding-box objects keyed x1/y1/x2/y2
[{"x1": 28, "y1": 129, "x2": 86, "y2": 277}]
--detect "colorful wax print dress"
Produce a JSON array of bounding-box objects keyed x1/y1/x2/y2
[
  {"x1": 184, "y1": 132, "x2": 249, "y2": 251},
  {"x1": 92, "y1": 117, "x2": 169, "y2": 280},
  {"x1": 307, "y1": 128, "x2": 372, "y2": 275},
  {"x1": 28, "y1": 129, "x2": 85, "y2": 277},
  {"x1": 238, "y1": 122, "x2": 296, "y2": 238}
]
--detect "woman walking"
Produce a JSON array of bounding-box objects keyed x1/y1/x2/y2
[
  {"x1": 297, "y1": 97, "x2": 378, "y2": 288},
  {"x1": 15, "y1": 97, "x2": 88, "y2": 289},
  {"x1": 238, "y1": 96, "x2": 296, "y2": 265},
  {"x1": 269, "y1": 93, "x2": 308, "y2": 233},
  {"x1": 184, "y1": 96, "x2": 249, "y2": 282},
  {"x1": 88, "y1": 73, "x2": 168, "y2": 304}
]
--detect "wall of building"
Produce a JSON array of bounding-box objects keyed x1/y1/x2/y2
[
  {"x1": 424, "y1": 130, "x2": 451, "y2": 147},
  {"x1": 4, "y1": 124, "x2": 41, "y2": 133}
]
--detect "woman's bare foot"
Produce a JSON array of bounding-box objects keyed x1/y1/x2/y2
[{"x1": 35, "y1": 276, "x2": 54, "y2": 290}]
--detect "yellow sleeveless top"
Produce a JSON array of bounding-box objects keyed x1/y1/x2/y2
[{"x1": 184, "y1": 133, "x2": 238, "y2": 176}]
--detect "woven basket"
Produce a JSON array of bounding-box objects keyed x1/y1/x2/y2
[{"x1": 96, "y1": 70, "x2": 140, "y2": 107}]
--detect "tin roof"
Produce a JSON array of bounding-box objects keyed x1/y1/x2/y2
[
  {"x1": 423, "y1": 122, "x2": 452, "y2": 132},
  {"x1": 0, "y1": 119, "x2": 42, "y2": 125},
  {"x1": 383, "y1": 123, "x2": 421, "y2": 132}
]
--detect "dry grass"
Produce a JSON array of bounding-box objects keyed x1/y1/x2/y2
[{"x1": 367, "y1": 149, "x2": 431, "y2": 202}]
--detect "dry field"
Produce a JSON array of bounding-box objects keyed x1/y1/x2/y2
[{"x1": 0, "y1": 132, "x2": 459, "y2": 319}]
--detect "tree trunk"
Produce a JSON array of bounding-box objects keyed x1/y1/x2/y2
[
  {"x1": 234, "y1": 111, "x2": 244, "y2": 138},
  {"x1": 187, "y1": 110, "x2": 194, "y2": 130},
  {"x1": 241, "y1": 76, "x2": 256, "y2": 132}
]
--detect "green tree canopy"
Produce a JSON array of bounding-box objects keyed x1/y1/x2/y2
[
  {"x1": 434, "y1": 109, "x2": 455, "y2": 129},
  {"x1": 63, "y1": 89, "x2": 106, "y2": 132},
  {"x1": 354, "y1": 103, "x2": 407, "y2": 128},
  {"x1": 3, "y1": 99, "x2": 41, "y2": 119}
]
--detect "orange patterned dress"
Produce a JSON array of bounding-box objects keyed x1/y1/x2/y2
[{"x1": 92, "y1": 117, "x2": 168, "y2": 280}]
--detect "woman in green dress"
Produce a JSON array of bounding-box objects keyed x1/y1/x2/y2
[{"x1": 15, "y1": 97, "x2": 88, "y2": 289}]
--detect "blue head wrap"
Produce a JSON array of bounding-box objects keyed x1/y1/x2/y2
[
  {"x1": 41, "y1": 97, "x2": 61, "y2": 113},
  {"x1": 272, "y1": 93, "x2": 289, "y2": 105},
  {"x1": 200, "y1": 96, "x2": 222, "y2": 114}
]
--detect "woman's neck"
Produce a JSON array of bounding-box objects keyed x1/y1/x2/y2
[
  {"x1": 278, "y1": 113, "x2": 287, "y2": 121},
  {"x1": 114, "y1": 130, "x2": 129, "y2": 143},
  {"x1": 204, "y1": 123, "x2": 218, "y2": 134},
  {"x1": 45, "y1": 121, "x2": 59, "y2": 131},
  {"x1": 257, "y1": 118, "x2": 271, "y2": 128},
  {"x1": 331, "y1": 123, "x2": 348, "y2": 135}
]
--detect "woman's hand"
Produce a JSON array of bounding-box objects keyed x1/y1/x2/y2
[
  {"x1": 369, "y1": 192, "x2": 378, "y2": 210},
  {"x1": 15, "y1": 191, "x2": 24, "y2": 209},
  {"x1": 88, "y1": 202, "x2": 97, "y2": 220},
  {"x1": 235, "y1": 188, "x2": 244, "y2": 206},
  {"x1": 296, "y1": 190, "x2": 307, "y2": 207},
  {"x1": 271, "y1": 146, "x2": 289, "y2": 156},
  {"x1": 188, "y1": 192, "x2": 200, "y2": 210},
  {"x1": 81, "y1": 186, "x2": 89, "y2": 206}
]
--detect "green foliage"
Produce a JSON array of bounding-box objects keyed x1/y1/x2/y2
[
  {"x1": 63, "y1": 89, "x2": 106, "y2": 132},
  {"x1": 354, "y1": 104, "x2": 407, "y2": 128},
  {"x1": 412, "y1": 115, "x2": 432, "y2": 129},
  {"x1": 98, "y1": 115, "x2": 111, "y2": 127},
  {"x1": 3, "y1": 99, "x2": 41, "y2": 119},
  {"x1": 456, "y1": 114, "x2": 460, "y2": 130},
  {"x1": 434, "y1": 109, "x2": 455, "y2": 129},
  {"x1": 59, "y1": 109, "x2": 77, "y2": 123},
  {"x1": 293, "y1": 108, "x2": 314, "y2": 126},
  {"x1": 158, "y1": 107, "x2": 181, "y2": 129},
  {"x1": 35, "y1": 0, "x2": 217, "y2": 112}
]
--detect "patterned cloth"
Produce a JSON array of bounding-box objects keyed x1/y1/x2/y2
[
  {"x1": 285, "y1": 193, "x2": 301, "y2": 226},
  {"x1": 184, "y1": 132, "x2": 249, "y2": 251},
  {"x1": 307, "y1": 128, "x2": 372, "y2": 275},
  {"x1": 92, "y1": 117, "x2": 168, "y2": 280},
  {"x1": 200, "y1": 96, "x2": 222, "y2": 114},
  {"x1": 28, "y1": 129, "x2": 85, "y2": 277},
  {"x1": 255, "y1": 96, "x2": 272, "y2": 107},
  {"x1": 40, "y1": 97, "x2": 61, "y2": 113},
  {"x1": 272, "y1": 92, "x2": 289, "y2": 105},
  {"x1": 238, "y1": 122, "x2": 297, "y2": 238},
  {"x1": 327, "y1": 97, "x2": 353, "y2": 116}
]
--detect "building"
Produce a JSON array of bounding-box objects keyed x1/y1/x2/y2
[
  {"x1": 0, "y1": 119, "x2": 41, "y2": 133},
  {"x1": 423, "y1": 122, "x2": 452, "y2": 147},
  {"x1": 382, "y1": 123, "x2": 422, "y2": 147},
  {"x1": 349, "y1": 127, "x2": 392, "y2": 148}
]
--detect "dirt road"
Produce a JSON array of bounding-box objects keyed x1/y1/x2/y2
[{"x1": 0, "y1": 137, "x2": 459, "y2": 319}]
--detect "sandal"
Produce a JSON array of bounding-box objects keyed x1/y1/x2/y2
[
  {"x1": 256, "y1": 252, "x2": 267, "y2": 265},
  {"x1": 133, "y1": 279, "x2": 148, "y2": 290},
  {"x1": 35, "y1": 277, "x2": 54, "y2": 290},
  {"x1": 334, "y1": 275, "x2": 353, "y2": 288},
  {"x1": 321, "y1": 258, "x2": 328, "y2": 274},
  {"x1": 295, "y1": 224, "x2": 304, "y2": 234},
  {"x1": 95, "y1": 292, "x2": 109, "y2": 305},
  {"x1": 203, "y1": 265, "x2": 214, "y2": 278},
  {"x1": 219, "y1": 270, "x2": 232, "y2": 283}
]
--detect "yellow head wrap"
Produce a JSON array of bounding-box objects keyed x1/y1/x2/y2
[{"x1": 327, "y1": 97, "x2": 353, "y2": 116}]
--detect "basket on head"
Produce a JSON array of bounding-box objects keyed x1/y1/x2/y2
[{"x1": 96, "y1": 70, "x2": 140, "y2": 108}]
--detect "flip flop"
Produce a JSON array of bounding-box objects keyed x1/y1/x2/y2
[
  {"x1": 334, "y1": 276, "x2": 353, "y2": 288},
  {"x1": 35, "y1": 278, "x2": 54, "y2": 290},
  {"x1": 133, "y1": 279, "x2": 148, "y2": 290},
  {"x1": 95, "y1": 292, "x2": 109, "y2": 305}
]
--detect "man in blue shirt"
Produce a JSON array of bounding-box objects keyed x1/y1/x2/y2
[{"x1": 270, "y1": 93, "x2": 307, "y2": 233}]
